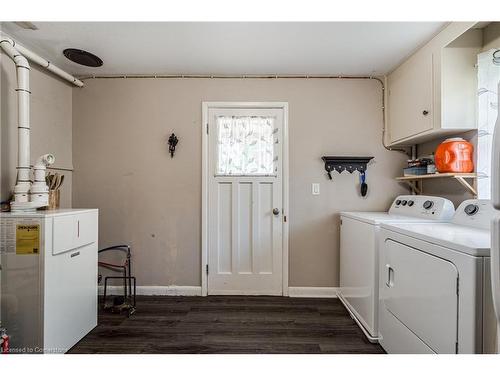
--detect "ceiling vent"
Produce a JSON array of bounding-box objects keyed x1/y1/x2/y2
[{"x1": 63, "y1": 48, "x2": 103, "y2": 67}]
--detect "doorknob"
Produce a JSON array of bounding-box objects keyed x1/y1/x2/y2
[{"x1": 273, "y1": 208, "x2": 280, "y2": 216}]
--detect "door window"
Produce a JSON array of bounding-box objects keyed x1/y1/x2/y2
[{"x1": 216, "y1": 115, "x2": 277, "y2": 176}]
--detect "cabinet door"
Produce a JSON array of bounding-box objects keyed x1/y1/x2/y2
[
  {"x1": 388, "y1": 51, "x2": 434, "y2": 143},
  {"x1": 53, "y1": 212, "x2": 97, "y2": 255}
]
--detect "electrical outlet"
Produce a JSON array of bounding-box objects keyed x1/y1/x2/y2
[{"x1": 312, "y1": 183, "x2": 320, "y2": 195}]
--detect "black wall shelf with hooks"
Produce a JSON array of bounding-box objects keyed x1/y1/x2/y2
[{"x1": 321, "y1": 156, "x2": 374, "y2": 180}]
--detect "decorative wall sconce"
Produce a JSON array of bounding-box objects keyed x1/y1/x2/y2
[{"x1": 168, "y1": 133, "x2": 179, "y2": 158}]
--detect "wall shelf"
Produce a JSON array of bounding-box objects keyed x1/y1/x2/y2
[
  {"x1": 396, "y1": 173, "x2": 478, "y2": 196},
  {"x1": 321, "y1": 156, "x2": 374, "y2": 180}
]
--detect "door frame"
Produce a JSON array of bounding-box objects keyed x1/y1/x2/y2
[{"x1": 201, "y1": 101, "x2": 289, "y2": 296}]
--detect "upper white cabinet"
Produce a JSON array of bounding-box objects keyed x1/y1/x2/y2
[
  {"x1": 387, "y1": 22, "x2": 481, "y2": 146},
  {"x1": 388, "y1": 49, "x2": 434, "y2": 143}
]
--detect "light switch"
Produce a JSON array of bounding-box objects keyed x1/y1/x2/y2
[{"x1": 312, "y1": 183, "x2": 320, "y2": 195}]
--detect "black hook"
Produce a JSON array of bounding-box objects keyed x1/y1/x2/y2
[{"x1": 168, "y1": 133, "x2": 178, "y2": 158}]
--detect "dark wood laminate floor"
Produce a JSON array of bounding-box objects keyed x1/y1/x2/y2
[{"x1": 68, "y1": 296, "x2": 385, "y2": 354}]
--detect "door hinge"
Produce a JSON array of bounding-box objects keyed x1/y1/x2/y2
[
  {"x1": 206, "y1": 264, "x2": 209, "y2": 275},
  {"x1": 283, "y1": 215, "x2": 287, "y2": 223},
  {"x1": 206, "y1": 123, "x2": 209, "y2": 134}
]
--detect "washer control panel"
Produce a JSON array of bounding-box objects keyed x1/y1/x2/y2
[
  {"x1": 452, "y1": 199, "x2": 494, "y2": 229},
  {"x1": 389, "y1": 195, "x2": 455, "y2": 220}
]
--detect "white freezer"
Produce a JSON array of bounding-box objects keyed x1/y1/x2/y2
[{"x1": 0, "y1": 209, "x2": 98, "y2": 353}]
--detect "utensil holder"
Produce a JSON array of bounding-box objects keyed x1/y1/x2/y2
[{"x1": 47, "y1": 189, "x2": 60, "y2": 210}]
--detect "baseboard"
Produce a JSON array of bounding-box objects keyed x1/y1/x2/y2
[
  {"x1": 98, "y1": 285, "x2": 336, "y2": 298},
  {"x1": 207, "y1": 290, "x2": 283, "y2": 296},
  {"x1": 288, "y1": 287, "x2": 339, "y2": 298},
  {"x1": 98, "y1": 285, "x2": 202, "y2": 296}
]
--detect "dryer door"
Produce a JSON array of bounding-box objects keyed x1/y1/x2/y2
[{"x1": 384, "y1": 239, "x2": 459, "y2": 353}]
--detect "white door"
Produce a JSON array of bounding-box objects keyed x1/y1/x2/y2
[{"x1": 207, "y1": 107, "x2": 284, "y2": 295}]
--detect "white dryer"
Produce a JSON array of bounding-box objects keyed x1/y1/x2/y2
[
  {"x1": 378, "y1": 199, "x2": 497, "y2": 354},
  {"x1": 338, "y1": 195, "x2": 455, "y2": 342}
]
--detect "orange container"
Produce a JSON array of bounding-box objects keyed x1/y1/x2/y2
[{"x1": 434, "y1": 138, "x2": 474, "y2": 173}]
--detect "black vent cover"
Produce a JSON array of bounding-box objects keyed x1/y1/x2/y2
[{"x1": 63, "y1": 48, "x2": 103, "y2": 67}]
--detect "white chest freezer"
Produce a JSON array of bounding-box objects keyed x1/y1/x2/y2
[{"x1": 0, "y1": 209, "x2": 98, "y2": 353}]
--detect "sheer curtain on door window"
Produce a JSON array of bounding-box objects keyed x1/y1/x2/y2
[
  {"x1": 477, "y1": 49, "x2": 500, "y2": 199},
  {"x1": 216, "y1": 116, "x2": 277, "y2": 176}
]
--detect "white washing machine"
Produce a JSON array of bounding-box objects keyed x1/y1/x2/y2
[
  {"x1": 338, "y1": 195, "x2": 455, "y2": 342},
  {"x1": 378, "y1": 199, "x2": 498, "y2": 354}
]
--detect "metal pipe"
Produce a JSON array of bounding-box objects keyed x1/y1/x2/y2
[
  {"x1": 411, "y1": 145, "x2": 418, "y2": 161},
  {"x1": 79, "y1": 73, "x2": 410, "y2": 156},
  {"x1": 80, "y1": 73, "x2": 381, "y2": 80}
]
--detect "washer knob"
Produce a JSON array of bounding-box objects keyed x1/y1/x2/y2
[
  {"x1": 408, "y1": 200, "x2": 414, "y2": 207},
  {"x1": 423, "y1": 200, "x2": 434, "y2": 210},
  {"x1": 464, "y1": 204, "x2": 479, "y2": 216},
  {"x1": 395, "y1": 200, "x2": 402, "y2": 206},
  {"x1": 401, "y1": 200, "x2": 407, "y2": 206}
]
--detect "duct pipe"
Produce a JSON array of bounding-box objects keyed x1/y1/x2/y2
[
  {"x1": 0, "y1": 39, "x2": 31, "y2": 204},
  {"x1": 0, "y1": 38, "x2": 58, "y2": 211},
  {"x1": 15, "y1": 44, "x2": 84, "y2": 87},
  {"x1": 31, "y1": 154, "x2": 55, "y2": 206},
  {"x1": 1, "y1": 35, "x2": 83, "y2": 87}
]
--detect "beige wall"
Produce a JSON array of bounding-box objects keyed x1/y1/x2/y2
[
  {"x1": 1, "y1": 51, "x2": 73, "y2": 207},
  {"x1": 72, "y1": 78, "x2": 407, "y2": 287}
]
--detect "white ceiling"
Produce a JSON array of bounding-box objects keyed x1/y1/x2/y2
[{"x1": 1, "y1": 22, "x2": 446, "y2": 76}]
